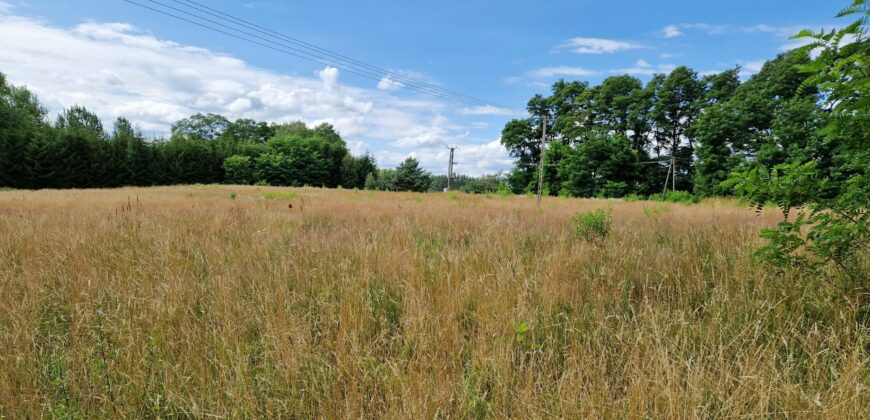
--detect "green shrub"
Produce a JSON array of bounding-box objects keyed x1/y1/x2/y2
[
  {"x1": 229, "y1": 192, "x2": 237, "y2": 200},
  {"x1": 572, "y1": 209, "x2": 612, "y2": 241},
  {"x1": 648, "y1": 191, "x2": 698, "y2": 204}
]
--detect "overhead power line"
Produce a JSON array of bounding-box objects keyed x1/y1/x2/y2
[
  {"x1": 120, "y1": 0, "x2": 503, "y2": 108},
  {"x1": 125, "y1": 0, "x2": 480, "y2": 105},
  {"x1": 170, "y1": 0, "x2": 497, "y2": 107}
]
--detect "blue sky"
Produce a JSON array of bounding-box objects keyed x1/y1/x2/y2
[{"x1": 0, "y1": 0, "x2": 840, "y2": 175}]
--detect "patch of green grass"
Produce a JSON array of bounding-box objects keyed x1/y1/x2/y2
[
  {"x1": 260, "y1": 190, "x2": 298, "y2": 201},
  {"x1": 643, "y1": 204, "x2": 669, "y2": 218}
]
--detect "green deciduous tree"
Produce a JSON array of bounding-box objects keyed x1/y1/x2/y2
[
  {"x1": 652, "y1": 66, "x2": 705, "y2": 191},
  {"x1": 730, "y1": 0, "x2": 869, "y2": 284},
  {"x1": 500, "y1": 118, "x2": 539, "y2": 193},
  {"x1": 593, "y1": 75, "x2": 643, "y2": 138},
  {"x1": 0, "y1": 72, "x2": 48, "y2": 188},
  {"x1": 223, "y1": 155, "x2": 254, "y2": 185},
  {"x1": 171, "y1": 113, "x2": 230, "y2": 141},
  {"x1": 693, "y1": 101, "x2": 744, "y2": 196},
  {"x1": 559, "y1": 134, "x2": 639, "y2": 198}
]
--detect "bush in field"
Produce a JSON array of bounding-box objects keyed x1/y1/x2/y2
[
  {"x1": 573, "y1": 209, "x2": 612, "y2": 241},
  {"x1": 649, "y1": 191, "x2": 698, "y2": 204}
]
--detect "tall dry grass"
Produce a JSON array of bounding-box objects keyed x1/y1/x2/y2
[{"x1": 0, "y1": 186, "x2": 866, "y2": 418}]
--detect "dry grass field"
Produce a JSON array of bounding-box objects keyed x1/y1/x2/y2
[{"x1": 0, "y1": 186, "x2": 867, "y2": 418}]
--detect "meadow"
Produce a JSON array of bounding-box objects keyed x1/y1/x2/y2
[{"x1": 0, "y1": 186, "x2": 866, "y2": 418}]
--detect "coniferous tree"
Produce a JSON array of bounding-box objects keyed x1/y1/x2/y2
[
  {"x1": 393, "y1": 157, "x2": 431, "y2": 192},
  {"x1": 364, "y1": 172, "x2": 378, "y2": 190}
]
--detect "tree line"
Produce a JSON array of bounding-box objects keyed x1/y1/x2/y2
[
  {"x1": 0, "y1": 81, "x2": 449, "y2": 191},
  {"x1": 500, "y1": 49, "x2": 832, "y2": 199}
]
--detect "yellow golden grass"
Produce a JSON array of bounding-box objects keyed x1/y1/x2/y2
[{"x1": 0, "y1": 186, "x2": 866, "y2": 418}]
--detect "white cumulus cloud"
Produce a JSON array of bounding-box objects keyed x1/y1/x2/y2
[
  {"x1": 0, "y1": 13, "x2": 513, "y2": 175},
  {"x1": 609, "y1": 61, "x2": 676, "y2": 76},
  {"x1": 662, "y1": 25, "x2": 684, "y2": 38},
  {"x1": 527, "y1": 66, "x2": 597, "y2": 79},
  {"x1": 660, "y1": 23, "x2": 728, "y2": 38},
  {"x1": 557, "y1": 37, "x2": 642, "y2": 54},
  {"x1": 738, "y1": 60, "x2": 767, "y2": 77},
  {"x1": 460, "y1": 105, "x2": 524, "y2": 117},
  {"x1": 376, "y1": 76, "x2": 404, "y2": 91},
  {"x1": 378, "y1": 139, "x2": 512, "y2": 176}
]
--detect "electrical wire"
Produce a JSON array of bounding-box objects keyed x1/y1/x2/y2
[
  {"x1": 169, "y1": 0, "x2": 501, "y2": 107},
  {"x1": 120, "y1": 0, "x2": 503, "y2": 108}
]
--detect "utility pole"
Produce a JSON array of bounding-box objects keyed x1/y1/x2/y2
[
  {"x1": 446, "y1": 146, "x2": 456, "y2": 192},
  {"x1": 536, "y1": 115, "x2": 548, "y2": 209},
  {"x1": 662, "y1": 155, "x2": 677, "y2": 193}
]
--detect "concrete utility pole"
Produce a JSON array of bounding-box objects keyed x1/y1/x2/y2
[
  {"x1": 446, "y1": 146, "x2": 456, "y2": 192},
  {"x1": 663, "y1": 156, "x2": 677, "y2": 193},
  {"x1": 662, "y1": 158, "x2": 674, "y2": 194},
  {"x1": 536, "y1": 115, "x2": 548, "y2": 209}
]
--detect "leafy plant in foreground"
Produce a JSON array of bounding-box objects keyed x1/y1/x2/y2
[
  {"x1": 730, "y1": 1, "x2": 869, "y2": 284},
  {"x1": 573, "y1": 209, "x2": 612, "y2": 242}
]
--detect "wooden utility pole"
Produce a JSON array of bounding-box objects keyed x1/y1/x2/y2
[
  {"x1": 536, "y1": 115, "x2": 548, "y2": 209},
  {"x1": 446, "y1": 146, "x2": 456, "y2": 192}
]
